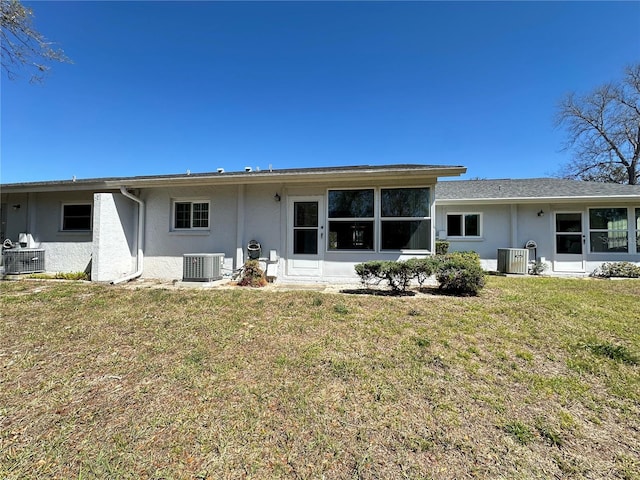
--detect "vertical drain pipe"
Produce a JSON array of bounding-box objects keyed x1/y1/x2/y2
[{"x1": 111, "y1": 186, "x2": 145, "y2": 284}]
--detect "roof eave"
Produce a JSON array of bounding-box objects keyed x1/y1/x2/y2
[{"x1": 1, "y1": 166, "x2": 467, "y2": 193}]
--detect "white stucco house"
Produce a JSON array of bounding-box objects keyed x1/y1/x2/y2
[
  {"x1": 1, "y1": 165, "x2": 639, "y2": 282},
  {"x1": 1, "y1": 164, "x2": 465, "y2": 283},
  {"x1": 435, "y1": 178, "x2": 640, "y2": 275}
]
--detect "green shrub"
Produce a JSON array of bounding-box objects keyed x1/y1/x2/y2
[
  {"x1": 404, "y1": 257, "x2": 439, "y2": 287},
  {"x1": 354, "y1": 260, "x2": 415, "y2": 292},
  {"x1": 445, "y1": 250, "x2": 480, "y2": 262},
  {"x1": 383, "y1": 261, "x2": 414, "y2": 292},
  {"x1": 354, "y1": 261, "x2": 386, "y2": 287},
  {"x1": 591, "y1": 261, "x2": 640, "y2": 278},
  {"x1": 435, "y1": 240, "x2": 449, "y2": 255},
  {"x1": 355, "y1": 252, "x2": 485, "y2": 295},
  {"x1": 238, "y1": 260, "x2": 267, "y2": 287},
  {"x1": 436, "y1": 252, "x2": 485, "y2": 295}
]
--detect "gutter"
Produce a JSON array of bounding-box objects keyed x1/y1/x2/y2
[{"x1": 111, "y1": 186, "x2": 145, "y2": 284}]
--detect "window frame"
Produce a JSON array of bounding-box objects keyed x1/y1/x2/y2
[
  {"x1": 171, "y1": 199, "x2": 210, "y2": 231},
  {"x1": 379, "y1": 187, "x2": 432, "y2": 252},
  {"x1": 60, "y1": 202, "x2": 92, "y2": 232},
  {"x1": 587, "y1": 207, "x2": 629, "y2": 254},
  {"x1": 325, "y1": 186, "x2": 433, "y2": 253},
  {"x1": 445, "y1": 212, "x2": 482, "y2": 239},
  {"x1": 327, "y1": 188, "x2": 375, "y2": 251}
]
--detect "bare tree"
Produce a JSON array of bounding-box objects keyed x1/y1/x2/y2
[
  {"x1": 1, "y1": 0, "x2": 70, "y2": 82},
  {"x1": 556, "y1": 64, "x2": 640, "y2": 185}
]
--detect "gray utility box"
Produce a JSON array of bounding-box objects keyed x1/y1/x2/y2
[
  {"x1": 3, "y1": 248, "x2": 46, "y2": 274},
  {"x1": 183, "y1": 253, "x2": 224, "y2": 282},
  {"x1": 497, "y1": 248, "x2": 529, "y2": 274}
]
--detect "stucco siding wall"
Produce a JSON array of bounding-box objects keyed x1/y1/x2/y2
[
  {"x1": 1, "y1": 193, "x2": 29, "y2": 242},
  {"x1": 515, "y1": 204, "x2": 553, "y2": 261},
  {"x1": 436, "y1": 204, "x2": 512, "y2": 259},
  {"x1": 242, "y1": 184, "x2": 283, "y2": 259},
  {"x1": 436, "y1": 202, "x2": 640, "y2": 274},
  {"x1": 142, "y1": 185, "x2": 239, "y2": 279},
  {"x1": 142, "y1": 183, "x2": 286, "y2": 279},
  {"x1": 91, "y1": 193, "x2": 136, "y2": 282},
  {"x1": 25, "y1": 191, "x2": 96, "y2": 273}
]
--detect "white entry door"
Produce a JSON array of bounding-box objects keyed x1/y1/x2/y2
[
  {"x1": 287, "y1": 196, "x2": 324, "y2": 276},
  {"x1": 554, "y1": 212, "x2": 585, "y2": 273}
]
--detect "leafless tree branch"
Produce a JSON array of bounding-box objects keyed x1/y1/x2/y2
[
  {"x1": 1, "y1": 0, "x2": 71, "y2": 83},
  {"x1": 556, "y1": 63, "x2": 640, "y2": 184}
]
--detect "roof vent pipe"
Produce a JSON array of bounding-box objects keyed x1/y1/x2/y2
[{"x1": 111, "y1": 186, "x2": 145, "y2": 284}]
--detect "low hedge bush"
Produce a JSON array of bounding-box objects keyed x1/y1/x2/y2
[
  {"x1": 354, "y1": 260, "x2": 414, "y2": 291},
  {"x1": 355, "y1": 251, "x2": 485, "y2": 295},
  {"x1": 591, "y1": 261, "x2": 640, "y2": 278}
]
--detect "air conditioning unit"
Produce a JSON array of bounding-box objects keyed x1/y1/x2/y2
[
  {"x1": 497, "y1": 248, "x2": 529, "y2": 274},
  {"x1": 183, "y1": 253, "x2": 224, "y2": 282},
  {"x1": 4, "y1": 249, "x2": 46, "y2": 274}
]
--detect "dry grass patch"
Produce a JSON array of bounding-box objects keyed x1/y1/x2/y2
[{"x1": 1, "y1": 277, "x2": 639, "y2": 479}]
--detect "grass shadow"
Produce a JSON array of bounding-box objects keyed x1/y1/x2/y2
[
  {"x1": 416, "y1": 286, "x2": 478, "y2": 297},
  {"x1": 340, "y1": 288, "x2": 416, "y2": 297}
]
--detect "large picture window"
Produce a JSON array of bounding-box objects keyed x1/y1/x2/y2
[
  {"x1": 446, "y1": 213, "x2": 481, "y2": 238},
  {"x1": 61, "y1": 203, "x2": 92, "y2": 231},
  {"x1": 589, "y1": 208, "x2": 628, "y2": 253},
  {"x1": 173, "y1": 200, "x2": 210, "y2": 230},
  {"x1": 328, "y1": 189, "x2": 374, "y2": 250},
  {"x1": 380, "y1": 187, "x2": 431, "y2": 250}
]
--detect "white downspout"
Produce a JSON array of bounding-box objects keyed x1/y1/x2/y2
[{"x1": 111, "y1": 186, "x2": 145, "y2": 284}]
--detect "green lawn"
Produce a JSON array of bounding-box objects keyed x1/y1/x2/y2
[{"x1": 1, "y1": 277, "x2": 639, "y2": 479}]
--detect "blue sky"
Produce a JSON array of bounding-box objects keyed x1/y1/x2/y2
[{"x1": 2, "y1": 1, "x2": 639, "y2": 184}]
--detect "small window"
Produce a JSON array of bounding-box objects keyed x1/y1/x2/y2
[
  {"x1": 446, "y1": 213, "x2": 480, "y2": 238},
  {"x1": 62, "y1": 204, "x2": 92, "y2": 231},
  {"x1": 293, "y1": 202, "x2": 318, "y2": 255},
  {"x1": 588, "y1": 208, "x2": 628, "y2": 253},
  {"x1": 173, "y1": 201, "x2": 210, "y2": 230},
  {"x1": 328, "y1": 189, "x2": 374, "y2": 250}
]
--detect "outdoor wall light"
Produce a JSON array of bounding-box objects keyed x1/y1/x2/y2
[
  {"x1": 12, "y1": 204, "x2": 21, "y2": 210},
  {"x1": 537, "y1": 210, "x2": 544, "y2": 217},
  {"x1": 274, "y1": 193, "x2": 281, "y2": 202}
]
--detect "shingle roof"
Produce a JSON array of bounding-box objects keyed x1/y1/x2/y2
[{"x1": 436, "y1": 178, "x2": 640, "y2": 201}]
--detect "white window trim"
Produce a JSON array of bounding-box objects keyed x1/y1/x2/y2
[
  {"x1": 587, "y1": 207, "x2": 630, "y2": 254},
  {"x1": 445, "y1": 212, "x2": 482, "y2": 239},
  {"x1": 60, "y1": 202, "x2": 92, "y2": 232},
  {"x1": 171, "y1": 199, "x2": 211, "y2": 232}
]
